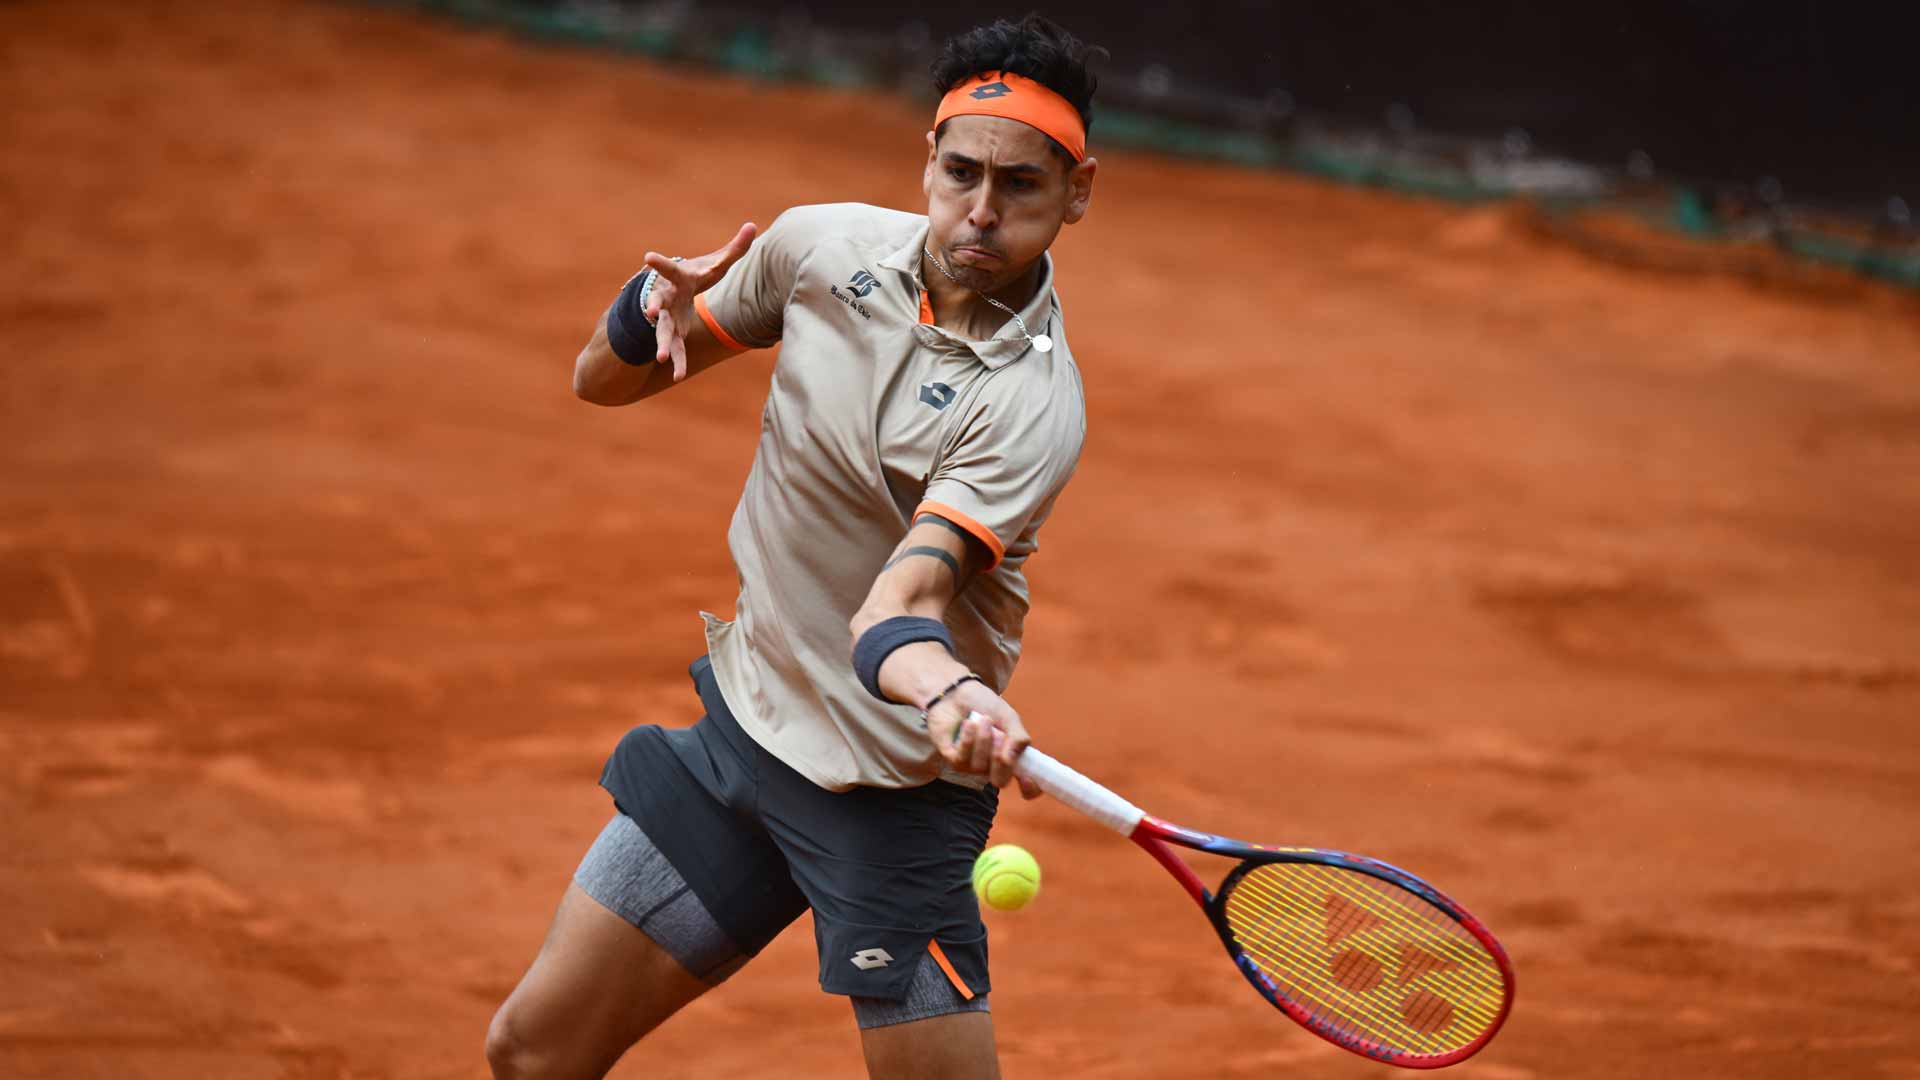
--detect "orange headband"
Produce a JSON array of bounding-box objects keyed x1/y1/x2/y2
[{"x1": 935, "y1": 71, "x2": 1087, "y2": 163}]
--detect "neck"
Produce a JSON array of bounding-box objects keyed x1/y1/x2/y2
[{"x1": 922, "y1": 249, "x2": 1044, "y2": 338}]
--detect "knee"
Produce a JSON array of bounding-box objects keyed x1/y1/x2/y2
[{"x1": 485, "y1": 1005, "x2": 553, "y2": 1080}]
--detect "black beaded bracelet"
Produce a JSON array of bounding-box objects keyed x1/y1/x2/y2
[{"x1": 918, "y1": 673, "x2": 983, "y2": 717}]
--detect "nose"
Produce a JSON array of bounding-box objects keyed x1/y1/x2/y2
[{"x1": 966, "y1": 184, "x2": 999, "y2": 232}]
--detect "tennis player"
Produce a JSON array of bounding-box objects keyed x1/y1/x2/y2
[{"x1": 487, "y1": 15, "x2": 1101, "y2": 1079}]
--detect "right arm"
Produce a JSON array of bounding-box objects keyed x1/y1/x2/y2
[
  {"x1": 572, "y1": 222, "x2": 758, "y2": 407},
  {"x1": 849, "y1": 512, "x2": 1041, "y2": 797}
]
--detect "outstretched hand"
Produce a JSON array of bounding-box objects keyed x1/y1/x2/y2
[{"x1": 642, "y1": 222, "x2": 757, "y2": 381}]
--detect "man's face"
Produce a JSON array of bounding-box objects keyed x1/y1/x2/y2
[{"x1": 923, "y1": 115, "x2": 1095, "y2": 293}]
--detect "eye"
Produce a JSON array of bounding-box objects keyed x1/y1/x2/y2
[
  {"x1": 1007, "y1": 177, "x2": 1036, "y2": 192},
  {"x1": 947, "y1": 166, "x2": 973, "y2": 182}
]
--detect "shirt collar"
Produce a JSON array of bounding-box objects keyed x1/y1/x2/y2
[{"x1": 882, "y1": 220, "x2": 1058, "y2": 370}]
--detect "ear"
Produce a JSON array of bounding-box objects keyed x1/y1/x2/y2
[
  {"x1": 923, "y1": 130, "x2": 938, "y2": 199},
  {"x1": 1062, "y1": 156, "x2": 1098, "y2": 225}
]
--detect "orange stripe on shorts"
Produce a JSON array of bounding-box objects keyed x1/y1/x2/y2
[{"x1": 927, "y1": 939, "x2": 974, "y2": 1000}]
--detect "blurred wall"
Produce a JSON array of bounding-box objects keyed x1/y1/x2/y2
[{"x1": 728, "y1": 2, "x2": 1917, "y2": 210}]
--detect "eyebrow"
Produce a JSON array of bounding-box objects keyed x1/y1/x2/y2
[{"x1": 940, "y1": 151, "x2": 1049, "y2": 178}]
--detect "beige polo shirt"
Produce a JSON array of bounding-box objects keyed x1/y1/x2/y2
[{"x1": 687, "y1": 202, "x2": 1085, "y2": 791}]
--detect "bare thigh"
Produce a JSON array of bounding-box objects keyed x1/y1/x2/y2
[
  {"x1": 487, "y1": 882, "x2": 711, "y2": 1080},
  {"x1": 859, "y1": 1012, "x2": 1000, "y2": 1080}
]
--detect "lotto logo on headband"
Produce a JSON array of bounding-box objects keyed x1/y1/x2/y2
[{"x1": 969, "y1": 81, "x2": 1012, "y2": 100}]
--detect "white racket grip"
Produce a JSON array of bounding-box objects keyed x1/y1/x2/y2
[{"x1": 1014, "y1": 747, "x2": 1144, "y2": 836}]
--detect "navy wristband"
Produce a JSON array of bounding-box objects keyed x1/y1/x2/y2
[
  {"x1": 853, "y1": 616, "x2": 954, "y2": 704},
  {"x1": 605, "y1": 271, "x2": 658, "y2": 366}
]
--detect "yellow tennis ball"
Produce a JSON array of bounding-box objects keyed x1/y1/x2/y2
[{"x1": 973, "y1": 844, "x2": 1041, "y2": 911}]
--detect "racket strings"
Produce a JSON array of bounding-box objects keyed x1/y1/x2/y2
[
  {"x1": 1222, "y1": 863, "x2": 1508, "y2": 1058},
  {"x1": 1232, "y1": 869, "x2": 1506, "y2": 1010},
  {"x1": 1228, "y1": 885, "x2": 1495, "y2": 1056},
  {"x1": 1227, "y1": 869, "x2": 1503, "y2": 1052},
  {"x1": 1231, "y1": 898, "x2": 1467, "y2": 1053},
  {"x1": 1236, "y1": 868, "x2": 1507, "y2": 1013},
  {"x1": 1228, "y1": 873, "x2": 1504, "y2": 1048}
]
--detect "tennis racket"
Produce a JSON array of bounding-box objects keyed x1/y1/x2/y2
[{"x1": 1011, "y1": 742, "x2": 1515, "y2": 1069}]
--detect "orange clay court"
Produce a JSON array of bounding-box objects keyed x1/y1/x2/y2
[{"x1": 3, "y1": 3, "x2": 1918, "y2": 1077}]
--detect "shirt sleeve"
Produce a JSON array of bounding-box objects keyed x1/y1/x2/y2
[
  {"x1": 917, "y1": 373, "x2": 1086, "y2": 571},
  {"x1": 692, "y1": 207, "x2": 814, "y2": 351}
]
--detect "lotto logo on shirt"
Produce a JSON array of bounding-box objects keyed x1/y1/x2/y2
[{"x1": 919, "y1": 381, "x2": 957, "y2": 411}]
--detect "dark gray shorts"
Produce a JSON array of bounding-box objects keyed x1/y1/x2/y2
[
  {"x1": 574, "y1": 813, "x2": 988, "y2": 1028},
  {"x1": 588, "y1": 657, "x2": 997, "y2": 1025}
]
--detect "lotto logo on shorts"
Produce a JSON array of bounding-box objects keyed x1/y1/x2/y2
[{"x1": 849, "y1": 947, "x2": 894, "y2": 970}]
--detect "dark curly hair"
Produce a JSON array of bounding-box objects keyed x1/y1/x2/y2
[{"x1": 931, "y1": 13, "x2": 1106, "y2": 166}]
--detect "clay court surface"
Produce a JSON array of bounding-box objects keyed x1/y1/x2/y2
[{"x1": 5, "y1": 3, "x2": 1919, "y2": 1077}]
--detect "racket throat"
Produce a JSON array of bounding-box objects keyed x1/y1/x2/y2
[{"x1": 1130, "y1": 827, "x2": 1212, "y2": 906}]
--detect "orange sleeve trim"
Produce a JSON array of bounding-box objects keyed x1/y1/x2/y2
[
  {"x1": 915, "y1": 500, "x2": 1005, "y2": 569},
  {"x1": 927, "y1": 940, "x2": 975, "y2": 1001},
  {"x1": 693, "y1": 293, "x2": 750, "y2": 353},
  {"x1": 919, "y1": 289, "x2": 935, "y2": 325}
]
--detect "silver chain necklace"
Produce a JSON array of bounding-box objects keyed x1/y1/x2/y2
[{"x1": 922, "y1": 247, "x2": 1053, "y2": 353}]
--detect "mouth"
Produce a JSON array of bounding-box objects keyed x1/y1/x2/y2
[{"x1": 953, "y1": 245, "x2": 1003, "y2": 265}]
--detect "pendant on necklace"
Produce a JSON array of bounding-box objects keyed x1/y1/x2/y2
[{"x1": 923, "y1": 247, "x2": 1053, "y2": 353}]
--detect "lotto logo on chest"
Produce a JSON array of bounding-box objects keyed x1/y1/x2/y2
[{"x1": 919, "y1": 381, "x2": 957, "y2": 411}]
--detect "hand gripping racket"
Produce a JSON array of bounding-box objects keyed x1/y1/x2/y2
[{"x1": 1012, "y1": 745, "x2": 1515, "y2": 1069}]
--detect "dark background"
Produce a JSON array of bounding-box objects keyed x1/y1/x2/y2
[{"x1": 728, "y1": 1, "x2": 1918, "y2": 212}]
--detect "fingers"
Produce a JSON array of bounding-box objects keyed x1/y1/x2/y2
[
  {"x1": 1016, "y1": 776, "x2": 1044, "y2": 800},
  {"x1": 668, "y1": 318, "x2": 689, "y2": 381},
  {"x1": 944, "y1": 708, "x2": 1030, "y2": 789},
  {"x1": 971, "y1": 716, "x2": 997, "y2": 775},
  {"x1": 988, "y1": 712, "x2": 1029, "y2": 790},
  {"x1": 708, "y1": 222, "x2": 757, "y2": 278},
  {"x1": 647, "y1": 274, "x2": 688, "y2": 371},
  {"x1": 649, "y1": 306, "x2": 689, "y2": 381},
  {"x1": 930, "y1": 695, "x2": 1033, "y2": 792},
  {"x1": 654, "y1": 306, "x2": 676, "y2": 364},
  {"x1": 644, "y1": 223, "x2": 756, "y2": 296},
  {"x1": 643, "y1": 250, "x2": 691, "y2": 289},
  {"x1": 940, "y1": 709, "x2": 988, "y2": 773}
]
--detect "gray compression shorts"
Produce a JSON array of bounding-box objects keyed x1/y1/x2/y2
[{"x1": 574, "y1": 813, "x2": 990, "y2": 1029}]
